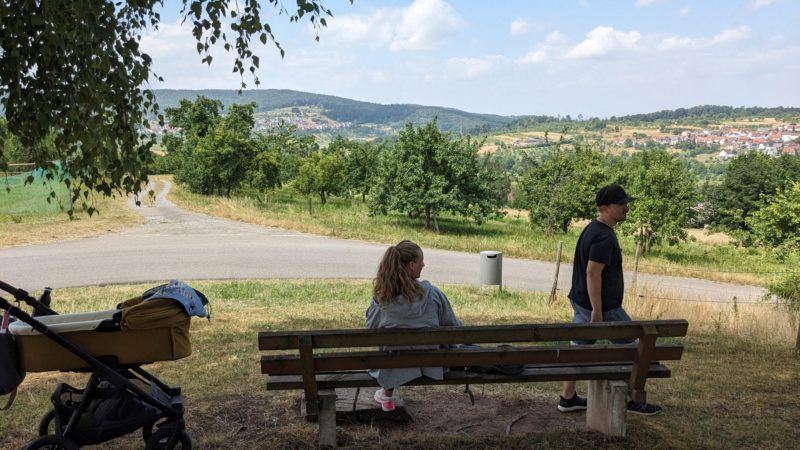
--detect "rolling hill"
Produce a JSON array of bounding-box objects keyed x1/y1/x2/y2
[{"x1": 152, "y1": 89, "x2": 515, "y2": 134}]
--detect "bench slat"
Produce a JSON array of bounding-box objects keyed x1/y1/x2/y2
[
  {"x1": 261, "y1": 344, "x2": 684, "y2": 375},
  {"x1": 265, "y1": 363, "x2": 673, "y2": 390},
  {"x1": 258, "y1": 320, "x2": 688, "y2": 350}
]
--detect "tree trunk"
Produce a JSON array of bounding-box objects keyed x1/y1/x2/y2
[
  {"x1": 307, "y1": 196, "x2": 313, "y2": 215},
  {"x1": 361, "y1": 192, "x2": 366, "y2": 202},
  {"x1": 545, "y1": 216, "x2": 554, "y2": 237},
  {"x1": 433, "y1": 209, "x2": 440, "y2": 233},
  {"x1": 319, "y1": 191, "x2": 327, "y2": 204},
  {"x1": 424, "y1": 205, "x2": 432, "y2": 228}
]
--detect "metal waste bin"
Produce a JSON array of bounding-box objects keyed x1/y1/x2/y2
[{"x1": 479, "y1": 251, "x2": 502, "y2": 286}]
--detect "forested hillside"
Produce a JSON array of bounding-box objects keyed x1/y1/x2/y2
[{"x1": 153, "y1": 89, "x2": 514, "y2": 132}]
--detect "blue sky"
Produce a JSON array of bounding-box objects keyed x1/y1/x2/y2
[{"x1": 145, "y1": 0, "x2": 800, "y2": 118}]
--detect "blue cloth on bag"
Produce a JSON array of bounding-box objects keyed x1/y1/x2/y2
[{"x1": 142, "y1": 280, "x2": 209, "y2": 319}]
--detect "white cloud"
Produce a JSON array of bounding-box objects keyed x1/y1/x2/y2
[
  {"x1": 446, "y1": 56, "x2": 504, "y2": 79},
  {"x1": 635, "y1": 0, "x2": 660, "y2": 6},
  {"x1": 709, "y1": 26, "x2": 751, "y2": 45},
  {"x1": 657, "y1": 26, "x2": 751, "y2": 50},
  {"x1": 676, "y1": 6, "x2": 692, "y2": 16},
  {"x1": 518, "y1": 49, "x2": 549, "y2": 64},
  {"x1": 565, "y1": 26, "x2": 641, "y2": 59},
  {"x1": 545, "y1": 30, "x2": 568, "y2": 45},
  {"x1": 390, "y1": 0, "x2": 464, "y2": 51},
  {"x1": 749, "y1": 0, "x2": 776, "y2": 9},
  {"x1": 510, "y1": 18, "x2": 529, "y2": 36},
  {"x1": 322, "y1": 10, "x2": 396, "y2": 49},
  {"x1": 320, "y1": 0, "x2": 463, "y2": 52}
]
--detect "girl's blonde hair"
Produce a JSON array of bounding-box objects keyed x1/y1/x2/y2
[{"x1": 373, "y1": 240, "x2": 424, "y2": 304}]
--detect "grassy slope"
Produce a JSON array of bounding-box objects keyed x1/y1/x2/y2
[
  {"x1": 2, "y1": 280, "x2": 797, "y2": 449},
  {"x1": 0, "y1": 174, "x2": 145, "y2": 248},
  {"x1": 165, "y1": 179, "x2": 792, "y2": 286}
]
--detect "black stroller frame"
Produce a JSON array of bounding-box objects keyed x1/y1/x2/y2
[{"x1": 1, "y1": 280, "x2": 192, "y2": 450}]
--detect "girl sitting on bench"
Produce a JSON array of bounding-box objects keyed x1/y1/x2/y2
[{"x1": 366, "y1": 240, "x2": 462, "y2": 411}]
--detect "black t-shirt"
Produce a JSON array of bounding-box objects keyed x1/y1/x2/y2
[{"x1": 567, "y1": 219, "x2": 624, "y2": 311}]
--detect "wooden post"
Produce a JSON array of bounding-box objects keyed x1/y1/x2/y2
[
  {"x1": 628, "y1": 324, "x2": 658, "y2": 403},
  {"x1": 299, "y1": 336, "x2": 319, "y2": 419},
  {"x1": 631, "y1": 241, "x2": 642, "y2": 295},
  {"x1": 587, "y1": 379, "x2": 627, "y2": 437},
  {"x1": 796, "y1": 318, "x2": 800, "y2": 349},
  {"x1": 548, "y1": 241, "x2": 563, "y2": 305},
  {"x1": 318, "y1": 389, "x2": 337, "y2": 448}
]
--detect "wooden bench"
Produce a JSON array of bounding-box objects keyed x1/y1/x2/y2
[{"x1": 259, "y1": 319, "x2": 688, "y2": 447}]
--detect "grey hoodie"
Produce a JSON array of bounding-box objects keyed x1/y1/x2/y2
[{"x1": 365, "y1": 280, "x2": 462, "y2": 389}]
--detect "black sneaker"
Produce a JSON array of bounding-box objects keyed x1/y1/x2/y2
[
  {"x1": 626, "y1": 400, "x2": 662, "y2": 415},
  {"x1": 558, "y1": 393, "x2": 587, "y2": 412}
]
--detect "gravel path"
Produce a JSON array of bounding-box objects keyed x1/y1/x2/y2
[{"x1": 0, "y1": 182, "x2": 765, "y2": 304}]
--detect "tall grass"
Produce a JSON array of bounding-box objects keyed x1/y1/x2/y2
[
  {"x1": 164, "y1": 178, "x2": 795, "y2": 286},
  {"x1": 3, "y1": 280, "x2": 798, "y2": 449}
]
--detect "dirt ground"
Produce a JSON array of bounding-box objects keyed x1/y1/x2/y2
[{"x1": 331, "y1": 386, "x2": 586, "y2": 443}]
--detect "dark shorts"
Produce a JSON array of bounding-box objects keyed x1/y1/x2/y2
[{"x1": 570, "y1": 300, "x2": 636, "y2": 345}]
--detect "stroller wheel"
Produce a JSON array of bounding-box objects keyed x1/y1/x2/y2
[
  {"x1": 145, "y1": 428, "x2": 192, "y2": 450},
  {"x1": 38, "y1": 409, "x2": 62, "y2": 436},
  {"x1": 23, "y1": 434, "x2": 78, "y2": 450}
]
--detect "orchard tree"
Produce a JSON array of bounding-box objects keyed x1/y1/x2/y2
[
  {"x1": 0, "y1": 0, "x2": 347, "y2": 215},
  {"x1": 746, "y1": 180, "x2": 800, "y2": 250},
  {"x1": 707, "y1": 152, "x2": 784, "y2": 230},
  {"x1": 615, "y1": 150, "x2": 697, "y2": 252},
  {"x1": 334, "y1": 137, "x2": 382, "y2": 202},
  {"x1": 369, "y1": 118, "x2": 503, "y2": 231},
  {"x1": 178, "y1": 103, "x2": 259, "y2": 196},
  {"x1": 520, "y1": 142, "x2": 607, "y2": 236}
]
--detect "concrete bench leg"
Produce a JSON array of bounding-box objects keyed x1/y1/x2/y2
[
  {"x1": 587, "y1": 380, "x2": 627, "y2": 437},
  {"x1": 318, "y1": 389, "x2": 337, "y2": 448}
]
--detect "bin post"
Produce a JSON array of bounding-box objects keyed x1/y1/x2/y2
[{"x1": 479, "y1": 251, "x2": 503, "y2": 290}]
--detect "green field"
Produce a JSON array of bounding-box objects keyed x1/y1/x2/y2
[
  {"x1": 2, "y1": 280, "x2": 797, "y2": 449},
  {"x1": 0, "y1": 172, "x2": 143, "y2": 248}
]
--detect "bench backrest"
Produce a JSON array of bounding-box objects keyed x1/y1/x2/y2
[{"x1": 259, "y1": 320, "x2": 688, "y2": 412}]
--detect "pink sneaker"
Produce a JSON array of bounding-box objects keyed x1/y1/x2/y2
[{"x1": 373, "y1": 389, "x2": 396, "y2": 412}]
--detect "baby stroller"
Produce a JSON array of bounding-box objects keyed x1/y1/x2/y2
[{"x1": 0, "y1": 279, "x2": 209, "y2": 449}]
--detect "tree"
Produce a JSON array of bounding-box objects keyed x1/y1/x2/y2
[
  {"x1": 707, "y1": 152, "x2": 784, "y2": 231},
  {"x1": 369, "y1": 118, "x2": 503, "y2": 231},
  {"x1": 615, "y1": 150, "x2": 697, "y2": 252},
  {"x1": 746, "y1": 181, "x2": 800, "y2": 250},
  {"x1": 520, "y1": 142, "x2": 607, "y2": 236},
  {"x1": 0, "y1": 0, "x2": 346, "y2": 215},
  {"x1": 170, "y1": 99, "x2": 259, "y2": 196},
  {"x1": 339, "y1": 138, "x2": 381, "y2": 202}
]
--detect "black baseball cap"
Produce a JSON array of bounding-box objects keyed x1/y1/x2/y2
[{"x1": 595, "y1": 184, "x2": 636, "y2": 206}]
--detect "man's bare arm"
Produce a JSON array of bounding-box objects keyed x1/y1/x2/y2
[{"x1": 586, "y1": 260, "x2": 605, "y2": 322}]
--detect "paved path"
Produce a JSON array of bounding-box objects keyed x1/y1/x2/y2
[{"x1": 0, "y1": 182, "x2": 765, "y2": 303}]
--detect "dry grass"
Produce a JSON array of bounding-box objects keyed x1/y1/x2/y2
[
  {"x1": 3, "y1": 280, "x2": 798, "y2": 449},
  {"x1": 0, "y1": 191, "x2": 145, "y2": 249}
]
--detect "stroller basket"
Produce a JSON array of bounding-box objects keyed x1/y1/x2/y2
[
  {"x1": 52, "y1": 381, "x2": 162, "y2": 446},
  {"x1": 9, "y1": 298, "x2": 191, "y2": 372}
]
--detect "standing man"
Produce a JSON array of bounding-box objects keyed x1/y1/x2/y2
[{"x1": 557, "y1": 184, "x2": 662, "y2": 415}]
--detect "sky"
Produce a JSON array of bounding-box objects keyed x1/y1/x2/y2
[{"x1": 144, "y1": 0, "x2": 800, "y2": 118}]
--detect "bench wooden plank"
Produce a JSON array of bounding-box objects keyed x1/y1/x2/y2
[
  {"x1": 261, "y1": 344, "x2": 684, "y2": 375},
  {"x1": 265, "y1": 363, "x2": 673, "y2": 390},
  {"x1": 258, "y1": 320, "x2": 689, "y2": 350}
]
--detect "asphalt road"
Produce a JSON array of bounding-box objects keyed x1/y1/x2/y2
[{"x1": 1, "y1": 182, "x2": 765, "y2": 304}]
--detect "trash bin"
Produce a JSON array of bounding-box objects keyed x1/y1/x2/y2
[{"x1": 480, "y1": 251, "x2": 502, "y2": 286}]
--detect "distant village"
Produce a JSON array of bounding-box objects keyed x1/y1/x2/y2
[{"x1": 607, "y1": 123, "x2": 800, "y2": 159}]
